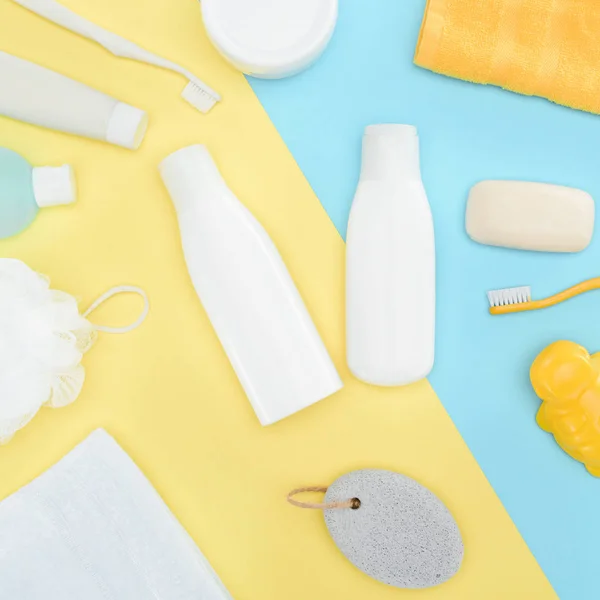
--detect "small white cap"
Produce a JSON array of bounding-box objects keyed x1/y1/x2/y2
[
  {"x1": 106, "y1": 102, "x2": 148, "y2": 150},
  {"x1": 365, "y1": 124, "x2": 417, "y2": 137},
  {"x1": 32, "y1": 165, "x2": 76, "y2": 208},
  {"x1": 160, "y1": 145, "x2": 227, "y2": 215}
]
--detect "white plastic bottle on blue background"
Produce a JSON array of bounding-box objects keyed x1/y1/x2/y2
[
  {"x1": 346, "y1": 125, "x2": 435, "y2": 387},
  {"x1": 0, "y1": 148, "x2": 76, "y2": 239}
]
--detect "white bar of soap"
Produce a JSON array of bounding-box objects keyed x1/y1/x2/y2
[{"x1": 466, "y1": 180, "x2": 595, "y2": 253}]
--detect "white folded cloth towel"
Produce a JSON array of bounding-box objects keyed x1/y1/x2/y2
[{"x1": 0, "y1": 429, "x2": 233, "y2": 600}]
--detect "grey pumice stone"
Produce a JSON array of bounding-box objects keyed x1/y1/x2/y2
[{"x1": 324, "y1": 469, "x2": 464, "y2": 589}]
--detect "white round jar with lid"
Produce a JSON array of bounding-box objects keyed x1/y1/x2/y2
[{"x1": 201, "y1": 0, "x2": 338, "y2": 78}]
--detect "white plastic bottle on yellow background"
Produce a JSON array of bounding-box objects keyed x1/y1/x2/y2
[
  {"x1": 346, "y1": 125, "x2": 435, "y2": 387},
  {"x1": 160, "y1": 145, "x2": 343, "y2": 426}
]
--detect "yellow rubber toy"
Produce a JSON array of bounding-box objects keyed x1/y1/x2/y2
[{"x1": 531, "y1": 340, "x2": 600, "y2": 476}]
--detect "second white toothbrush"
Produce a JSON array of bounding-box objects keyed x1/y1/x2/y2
[{"x1": 11, "y1": 0, "x2": 221, "y2": 114}]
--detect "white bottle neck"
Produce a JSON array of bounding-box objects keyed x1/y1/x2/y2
[
  {"x1": 159, "y1": 145, "x2": 227, "y2": 214},
  {"x1": 360, "y1": 125, "x2": 421, "y2": 182}
]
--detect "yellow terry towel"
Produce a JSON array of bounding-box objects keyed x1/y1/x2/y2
[{"x1": 415, "y1": 0, "x2": 600, "y2": 115}]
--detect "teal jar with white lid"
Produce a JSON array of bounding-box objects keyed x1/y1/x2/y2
[{"x1": 0, "y1": 148, "x2": 76, "y2": 239}]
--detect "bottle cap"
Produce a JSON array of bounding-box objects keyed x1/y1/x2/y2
[
  {"x1": 365, "y1": 124, "x2": 418, "y2": 137},
  {"x1": 202, "y1": 0, "x2": 338, "y2": 79},
  {"x1": 106, "y1": 102, "x2": 148, "y2": 150},
  {"x1": 160, "y1": 145, "x2": 226, "y2": 215},
  {"x1": 32, "y1": 165, "x2": 76, "y2": 208},
  {"x1": 360, "y1": 124, "x2": 421, "y2": 181}
]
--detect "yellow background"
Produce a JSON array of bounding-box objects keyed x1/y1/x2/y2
[{"x1": 0, "y1": 0, "x2": 556, "y2": 597}]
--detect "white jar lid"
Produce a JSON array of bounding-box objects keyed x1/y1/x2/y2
[{"x1": 202, "y1": 0, "x2": 338, "y2": 79}]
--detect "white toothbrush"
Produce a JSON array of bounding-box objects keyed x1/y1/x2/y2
[{"x1": 11, "y1": 0, "x2": 221, "y2": 113}]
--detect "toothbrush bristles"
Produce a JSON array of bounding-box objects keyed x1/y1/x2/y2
[
  {"x1": 182, "y1": 81, "x2": 219, "y2": 114},
  {"x1": 487, "y1": 286, "x2": 531, "y2": 307}
]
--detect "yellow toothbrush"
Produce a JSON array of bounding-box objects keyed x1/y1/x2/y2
[{"x1": 488, "y1": 278, "x2": 600, "y2": 315}]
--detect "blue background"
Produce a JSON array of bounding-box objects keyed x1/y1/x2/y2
[{"x1": 250, "y1": 2, "x2": 600, "y2": 598}]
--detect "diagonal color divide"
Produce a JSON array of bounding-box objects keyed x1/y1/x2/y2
[
  {"x1": 250, "y1": 1, "x2": 600, "y2": 598},
  {"x1": 0, "y1": 0, "x2": 556, "y2": 597}
]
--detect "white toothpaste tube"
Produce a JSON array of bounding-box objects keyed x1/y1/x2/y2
[{"x1": 0, "y1": 51, "x2": 148, "y2": 149}]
